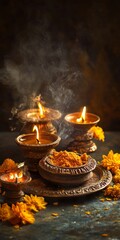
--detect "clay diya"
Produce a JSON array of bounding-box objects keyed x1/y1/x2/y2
[
  {"x1": 38, "y1": 151, "x2": 97, "y2": 186},
  {"x1": 0, "y1": 167, "x2": 31, "y2": 204},
  {"x1": 16, "y1": 126, "x2": 61, "y2": 172},
  {"x1": 64, "y1": 106, "x2": 100, "y2": 153},
  {"x1": 17, "y1": 96, "x2": 61, "y2": 134}
]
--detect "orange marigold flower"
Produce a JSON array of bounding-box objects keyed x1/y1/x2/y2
[
  {"x1": 90, "y1": 126, "x2": 105, "y2": 141},
  {"x1": 0, "y1": 158, "x2": 17, "y2": 174},
  {"x1": 0, "y1": 195, "x2": 47, "y2": 227},
  {"x1": 12, "y1": 202, "x2": 35, "y2": 224},
  {"x1": 24, "y1": 194, "x2": 47, "y2": 212},
  {"x1": 0, "y1": 203, "x2": 15, "y2": 221},
  {"x1": 113, "y1": 169, "x2": 120, "y2": 183},
  {"x1": 101, "y1": 150, "x2": 120, "y2": 174},
  {"x1": 104, "y1": 183, "x2": 120, "y2": 199}
]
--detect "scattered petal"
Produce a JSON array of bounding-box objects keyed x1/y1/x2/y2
[
  {"x1": 85, "y1": 211, "x2": 91, "y2": 215},
  {"x1": 51, "y1": 212, "x2": 59, "y2": 217},
  {"x1": 101, "y1": 233, "x2": 109, "y2": 237},
  {"x1": 53, "y1": 202, "x2": 59, "y2": 206}
]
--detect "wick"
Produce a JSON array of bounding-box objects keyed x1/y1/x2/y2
[
  {"x1": 15, "y1": 177, "x2": 19, "y2": 183},
  {"x1": 81, "y1": 117, "x2": 85, "y2": 123},
  {"x1": 36, "y1": 138, "x2": 40, "y2": 144}
]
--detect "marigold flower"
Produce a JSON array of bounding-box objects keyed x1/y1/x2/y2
[
  {"x1": 104, "y1": 183, "x2": 120, "y2": 199},
  {"x1": 101, "y1": 150, "x2": 120, "y2": 174},
  {"x1": 0, "y1": 158, "x2": 17, "y2": 173},
  {"x1": 12, "y1": 202, "x2": 35, "y2": 224},
  {"x1": 90, "y1": 126, "x2": 105, "y2": 141},
  {"x1": 113, "y1": 169, "x2": 120, "y2": 183},
  {"x1": 100, "y1": 150, "x2": 120, "y2": 200},
  {"x1": 0, "y1": 194, "x2": 47, "y2": 227},
  {"x1": 0, "y1": 203, "x2": 15, "y2": 221},
  {"x1": 24, "y1": 194, "x2": 47, "y2": 212}
]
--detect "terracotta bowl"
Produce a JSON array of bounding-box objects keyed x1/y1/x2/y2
[{"x1": 38, "y1": 154, "x2": 97, "y2": 186}]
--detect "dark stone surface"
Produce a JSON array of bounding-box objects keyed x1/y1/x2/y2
[
  {"x1": 0, "y1": 1, "x2": 120, "y2": 131},
  {"x1": 0, "y1": 131, "x2": 120, "y2": 239}
]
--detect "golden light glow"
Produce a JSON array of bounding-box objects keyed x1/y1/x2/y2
[
  {"x1": 77, "y1": 106, "x2": 86, "y2": 123},
  {"x1": 33, "y1": 125, "x2": 40, "y2": 143},
  {"x1": 9, "y1": 172, "x2": 15, "y2": 180},
  {"x1": 16, "y1": 170, "x2": 23, "y2": 179},
  {"x1": 37, "y1": 102, "x2": 44, "y2": 118},
  {"x1": 9, "y1": 170, "x2": 23, "y2": 182}
]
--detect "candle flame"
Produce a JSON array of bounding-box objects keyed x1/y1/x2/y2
[
  {"x1": 9, "y1": 173, "x2": 15, "y2": 180},
  {"x1": 33, "y1": 125, "x2": 40, "y2": 143},
  {"x1": 37, "y1": 102, "x2": 44, "y2": 118},
  {"x1": 15, "y1": 170, "x2": 23, "y2": 179},
  {"x1": 77, "y1": 106, "x2": 86, "y2": 123},
  {"x1": 9, "y1": 170, "x2": 23, "y2": 182}
]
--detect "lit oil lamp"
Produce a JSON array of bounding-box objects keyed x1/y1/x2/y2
[
  {"x1": 17, "y1": 95, "x2": 61, "y2": 134},
  {"x1": 16, "y1": 125, "x2": 61, "y2": 172},
  {"x1": 0, "y1": 165, "x2": 31, "y2": 204},
  {"x1": 64, "y1": 106, "x2": 100, "y2": 153}
]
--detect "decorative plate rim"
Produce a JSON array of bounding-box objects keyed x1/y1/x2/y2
[{"x1": 23, "y1": 166, "x2": 112, "y2": 198}]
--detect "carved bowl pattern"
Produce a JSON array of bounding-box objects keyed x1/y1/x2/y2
[{"x1": 39, "y1": 155, "x2": 97, "y2": 186}]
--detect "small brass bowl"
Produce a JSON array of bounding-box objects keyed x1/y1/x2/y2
[
  {"x1": 16, "y1": 133, "x2": 61, "y2": 172},
  {"x1": 38, "y1": 154, "x2": 96, "y2": 186}
]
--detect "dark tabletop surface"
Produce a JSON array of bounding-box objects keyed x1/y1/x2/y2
[{"x1": 0, "y1": 131, "x2": 120, "y2": 240}]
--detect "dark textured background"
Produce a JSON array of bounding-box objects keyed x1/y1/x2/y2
[{"x1": 0, "y1": 0, "x2": 120, "y2": 132}]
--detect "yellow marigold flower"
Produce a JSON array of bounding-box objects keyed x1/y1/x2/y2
[
  {"x1": 23, "y1": 195, "x2": 38, "y2": 212},
  {"x1": 104, "y1": 183, "x2": 120, "y2": 199},
  {"x1": 0, "y1": 203, "x2": 15, "y2": 221},
  {"x1": 12, "y1": 202, "x2": 35, "y2": 224},
  {"x1": 0, "y1": 195, "x2": 47, "y2": 227},
  {"x1": 90, "y1": 126, "x2": 105, "y2": 141},
  {"x1": 101, "y1": 150, "x2": 120, "y2": 174},
  {"x1": 113, "y1": 169, "x2": 120, "y2": 183},
  {"x1": 12, "y1": 202, "x2": 27, "y2": 217},
  {"x1": 24, "y1": 194, "x2": 47, "y2": 212}
]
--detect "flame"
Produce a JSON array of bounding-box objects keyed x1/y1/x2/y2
[
  {"x1": 77, "y1": 106, "x2": 86, "y2": 123},
  {"x1": 37, "y1": 102, "x2": 44, "y2": 118},
  {"x1": 32, "y1": 94, "x2": 45, "y2": 118},
  {"x1": 15, "y1": 170, "x2": 23, "y2": 179},
  {"x1": 9, "y1": 170, "x2": 23, "y2": 182},
  {"x1": 9, "y1": 173, "x2": 15, "y2": 180},
  {"x1": 33, "y1": 125, "x2": 40, "y2": 143}
]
